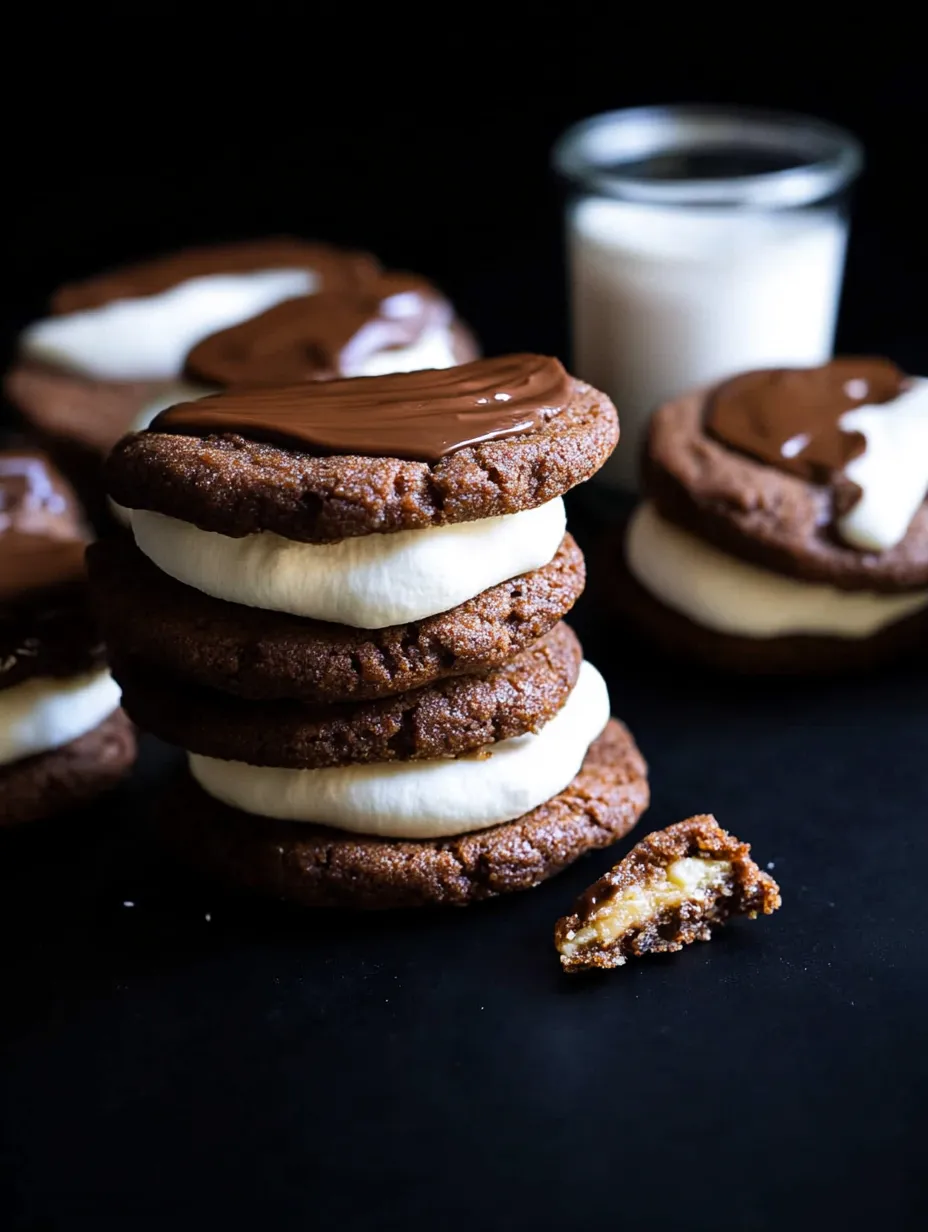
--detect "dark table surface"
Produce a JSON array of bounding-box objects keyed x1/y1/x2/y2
[{"x1": 1, "y1": 491, "x2": 927, "y2": 1232}]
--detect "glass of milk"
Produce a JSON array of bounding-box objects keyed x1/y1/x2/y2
[{"x1": 552, "y1": 106, "x2": 864, "y2": 490}]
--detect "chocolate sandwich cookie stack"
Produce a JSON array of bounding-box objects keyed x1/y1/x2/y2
[
  {"x1": 0, "y1": 451, "x2": 135, "y2": 826},
  {"x1": 90, "y1": 355, "x2": 649, "y2": 908},
  {"x1": 619, "y1": 358, "x2": 928, "y2": 672},
  {"x1": 6, "y1": 238, "x2": 477, "y2": 520}
]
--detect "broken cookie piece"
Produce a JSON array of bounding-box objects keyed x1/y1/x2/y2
[{"x1": 555, "y1": 815, "x2": 781, "y2": 972}]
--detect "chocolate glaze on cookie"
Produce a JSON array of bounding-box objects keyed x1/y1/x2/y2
[
  {"x1": 706, "y1": 358, "x2": 906, "y2": 484},
  {"x1": 646, "y1": 379, "x2": 928, "y2": 591},
  {"x1": 112, "y1": 622, "x2": 582, "y2": 767},
  {"x1": 158, "y1": 719, "x2": 649, "y2": 909},
  {"x1": 0, "y1": 452, "x2": 103, "y2": 690},
  {"x1": 156, "y1": 355, "x2": 571, "y2": 463},
  {"x1": 109, "y1": 373, "x2": 618, "y2": 542},
  {"x1": 184, "y1": 273, "x2": 468, "y2": 387}
]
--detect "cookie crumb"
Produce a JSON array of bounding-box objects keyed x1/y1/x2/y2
[{"x1": 554, "y1": 815, "x2": 780, "y2": 972}]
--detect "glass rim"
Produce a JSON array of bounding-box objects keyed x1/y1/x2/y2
[{"x1": 551, "y1": 104, "x2": 864, "y2": 208}]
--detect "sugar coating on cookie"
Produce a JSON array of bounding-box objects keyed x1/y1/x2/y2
[{"x1": 555, "y1": 815, "x2": 780, "y2": 971}]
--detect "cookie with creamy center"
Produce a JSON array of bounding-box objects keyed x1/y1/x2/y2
[
  {"x1": 87, "y1": 532, "x2": 584, "y2": 702},
  {"x1": 158, "y1": 720, "x2": 648, "y2": 909},
  {"x1": 91, "y1": 358, "x2": 644, "y2": 904},
  {"x1": 0, "y1": 451, "x2": 134, "y2": 824},
  {"x1": 555, "y1": 815, "x2": 780, "y2": 971},
  {"x1": 618, "y1": 359, "x2": 928, "y2": 671},
  {"x1": 5, "y1": 238, "x2": 479, "y2": 520}
]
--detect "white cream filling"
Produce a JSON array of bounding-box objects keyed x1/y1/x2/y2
[
  {"x1": 345, "y1": 324, "x2": 460, "y2": 377},
  {"x1": 21, "y1": 269, "x2": 317, "y2": 381},
  {"x1": 188, "y1": 660, "x2": 610, "y2": 838},
  {"x1": 839, "y1": 377, "x2": 928, "y2": 551},
  {"x1": 130, "y1": 497, "x2": 566, "y2": 628},
  {"x1": 0, "y1": 669, "x2": 122, "y2": 766},
  {"x1": 626, "y1": 502, "x2": 928, "y2": 639}
]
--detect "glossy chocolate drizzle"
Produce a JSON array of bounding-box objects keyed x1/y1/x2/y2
[
  {"x1": 184, "y1": 273, "x2": 452, "y2": 386},
  {"x1": 0, "y1": 452, "x2": 100, "y2": 689},
  {"x1": 51, "y1": 238, "x2": 379, "y2": 315},
  {"x1": 706, "y1": 359, "x2": 907, "y2": 483},
  {"x1": 154, "y1": 354, "x2": 571, "y2": 462}
]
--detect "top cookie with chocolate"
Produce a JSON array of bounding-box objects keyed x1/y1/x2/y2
[
  {"x1": 6, "y1": 238, "x2": 479, "y2": 466},
  {"x1": 106, "y1": 355, "x2": 619, "y2": 542},
  {"x1": 0, "y1": 450, "x2": 103, "y2": 690},
  {"x1": 645, "y1": 359, "x2": 928, "y2": 591}
]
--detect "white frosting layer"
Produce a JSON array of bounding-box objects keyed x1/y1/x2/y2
[
  {"x1": 21, "y1": 269, "x2": 316, "y2": 381},
  {"x1": 626, "y1": 502, "x2": 928, "y2": 639},
  {"x1": 344, "y1": 325, "x2": 460, "y2": 377},
  {"x1": 839, "y1": 378, "x2": 928, "y2": 551},
  {"x1": 189, "y1": 660, "x2": 610, "y2": 838},
  {"x1": 0, "y1": 670, "x2": 122, "y2": 766},
  {"x1": 130, "y1": 497, "x2": 566, "y2": 628}
]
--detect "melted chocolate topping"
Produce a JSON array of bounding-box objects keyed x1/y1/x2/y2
[
  {"x1": 0, "y1": 453, "x2": 86, "y2": 602},
  {"x1": 154, "y1": 355, "x2": 571, "y2": 462},
  {"x1": 184, "y1": 273, "x2": 452, "y2": 386},
  {"x1": 51, "y1": 238, "x2": 380, "y2": 315},
  {"x1": 0, "y1": 453, "x2": 101, "y2": 690},
  {"x1": 706, "y1": 359, "x2": 908, "y2": 483}
]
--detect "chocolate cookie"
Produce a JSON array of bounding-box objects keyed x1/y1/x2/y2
[
  {"x1": 612, "y1": 550, "x2": 928, "y2": 675},
  {"x1": 646, "y1": 364, "x2": 928, "y2": 592},
  {"x1": 106, "y1": 359, "x2": 619, "y2": 542},
  {"x1": 6, "y1": 239, "x2": 480, "y2": 523},
  {"x1": 0, "y1": 709, "x2": 136, "y2": 827},
  {"x1": 3, "y1": 363, "x2": 163, "y2": 458},
  {"x1": 183, "y1": 275, "x2": 479, "y2": 386},
  {"x1": 111, "y1": 622, "x2": 581, "y2": 767},
  {"x1": 158, "y1": 719, "x2": 649, "y2": 909},
  {"x1": 555, "y1": 814, "x2": 781, "y2": 972},
  {"x1": 87, "y1": 533, "x2": 585, "y2": 702}
]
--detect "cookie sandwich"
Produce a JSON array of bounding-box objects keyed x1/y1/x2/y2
[
  {"x1": 621, "y1": 359, "x2": 928, "y2": 672},
  {"x1": 6, "y1": 238, "x2": 478, "y2": 516},
  {"x1": 0, "y1": 450, "x2": 135, "y2": 826},
  {"x1": 90, "y1": 355, "x2": 649, "y2": 908}
]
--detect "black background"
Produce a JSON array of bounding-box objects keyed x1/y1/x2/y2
[{"x1": 2, "y1": 35, "x2": 928, "y2": 1232}]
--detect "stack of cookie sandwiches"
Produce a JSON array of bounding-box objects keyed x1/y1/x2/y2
[
  {"x1": 621, "y1": 359, "x2": 928, "y2": 672},
  {"x1": 5, "y1": 238, "x2": 478, "y2": 519},
  {"x1": 89, "y1": 355, "x2": 649, "y2": 908},
  {"x1": 1, "y1": 449, "x2": 135, "y2": 826}
]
